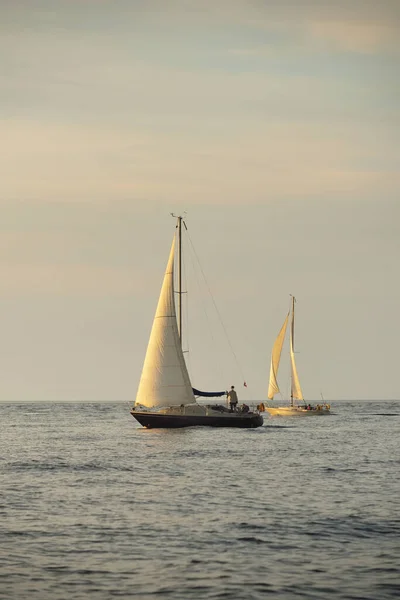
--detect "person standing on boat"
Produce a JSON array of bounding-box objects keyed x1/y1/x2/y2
[{"x1": 227, "y1": 386, "x2": 238, "y2": 412}]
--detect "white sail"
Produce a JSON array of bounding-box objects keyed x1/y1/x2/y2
[
  {"x1": 268, "y1": 312, "x2": 289, "y2": 399},
  {"x1": 135, "y1": 236, "x2": 195, "y2": 408},
  {"x1": 290, "y1": 298, "x2": 303, "y2": 401}
]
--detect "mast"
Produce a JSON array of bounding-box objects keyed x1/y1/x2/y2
[
  {"x1": 177, "y1": 215, "x2": 182, "y2": 342},
  {"x1": 171, "y1": 213, "x2": 184, "y2": 343},
  {"x1": 289, "y1": 294, "x2": 304, "y2": 405},
  {"x1": 290, "y1": 295, "x2": 295, "y2": 407}
]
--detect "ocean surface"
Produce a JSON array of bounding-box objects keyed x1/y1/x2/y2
[{"x1": 1, "y1": 401, "x2": 399, "y2": 600}]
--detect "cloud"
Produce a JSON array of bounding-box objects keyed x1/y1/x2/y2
[
  {"x1": 2, "y1": 1, "x2": 398, "y2": 207},
  {"x1": 308, "y1": 20, "x2": 400, "y2": 54},
  {"x1": 0, "y1": 0, "x2": 399, "y2": 402},
  {"x1": 1, "y1": 2, "x2": 398, "y2": 215},
  {"x1": 229, "y1": 21, "x2": 400, "y2": 58},
  {"x1": 1, "y1": 115, "x2": 398, "y2": 206},
  {"x1": 0, "y1": 262, "x2": 144, "y2": 297}
]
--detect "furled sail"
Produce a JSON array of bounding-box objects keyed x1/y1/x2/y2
[
  {"x1": 268, "y1": 312, "x2": 289, "y2": 399},
  {"x1": 290, "y1": 299, "x2": 303, "y2": 401},
  {"x1": 192, "y1": 388, "x2": 226, "y2": 398},
  {"x1": 135, "y1": 237, "x2": 195, "y2": 408}
]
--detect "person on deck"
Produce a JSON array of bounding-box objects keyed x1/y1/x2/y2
[{"x1": 227, "y1": 386, "x2": 238, "y2": 412}]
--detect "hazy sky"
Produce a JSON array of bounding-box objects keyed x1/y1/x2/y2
[{"x1": 1, "y1": 0, "x2": 399, "y2": 401}]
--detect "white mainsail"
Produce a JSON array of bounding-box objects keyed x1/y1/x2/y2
[
  {"x1": 268, "y1": 312, "x2": 289, "y2": 400},
  {"x1": 135, "y1": 236, "x2": 195, "y2": 408},
  {"x1": 289, "y1": 298, "x2": 303, "y2": 401}
]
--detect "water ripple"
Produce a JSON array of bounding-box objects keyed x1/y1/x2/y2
[{"x1": 0, "y1": 400, "x2": 399, "y2": 600}]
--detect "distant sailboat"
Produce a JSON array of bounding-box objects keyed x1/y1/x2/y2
[
  {"x1": 266, "y1": 296, "x2": 330, "y2": 417},
  {"x1": 130, "y1": 216, "x2": 263, "y2": 428}
]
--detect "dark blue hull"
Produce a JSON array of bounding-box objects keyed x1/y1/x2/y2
[{"x1": 131, "y1": 411, "x2": 263, "y2": 429}]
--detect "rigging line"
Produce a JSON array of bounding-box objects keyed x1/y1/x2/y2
[
  {"x1": 185, "y1": 230, "x2": 247, "y2": 386},
  {"x1": 181, "y1": 236, "x2": 192, "y2": 374},
  {"x1": 185, "y1": 232, "x2": 223, "y2": 382}
]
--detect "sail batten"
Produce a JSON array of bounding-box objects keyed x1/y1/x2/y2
[
  {"x1": 135, "y1": 236, "x2": 195, "y2": 408},
  {"x1": 268, "y1": 312, "x2": 289, "y2": 399}
]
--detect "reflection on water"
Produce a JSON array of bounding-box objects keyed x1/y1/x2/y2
[{"x1": 0, "y1": 401, "x2": 399, "y2": 599}]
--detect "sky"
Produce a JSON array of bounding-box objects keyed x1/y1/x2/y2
[{"x1": 1, "y1": 0, "x2": 399, "y2": 401}]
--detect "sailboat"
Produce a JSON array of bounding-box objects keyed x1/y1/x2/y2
[
  {"x1": 130, "y1": 216, "x2": 263, "y2": 429},
  {"x1": 265, "y1": 296, "x2": 330, "y2": 417}
]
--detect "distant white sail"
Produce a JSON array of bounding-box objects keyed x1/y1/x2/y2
[
  {"x1": 290, "y1": 298, "x2": 303, "y2": 401},
  {"x1": 268, "y1": 312, "x2": 289, "y2": 399},
  {"x1": 135, "y1": 237, "x2": 195, "y2": 408}
]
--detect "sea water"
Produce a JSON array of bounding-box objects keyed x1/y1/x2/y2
[{"x1": 0, "y1": 401, "x2": 399, "y2": 600}]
